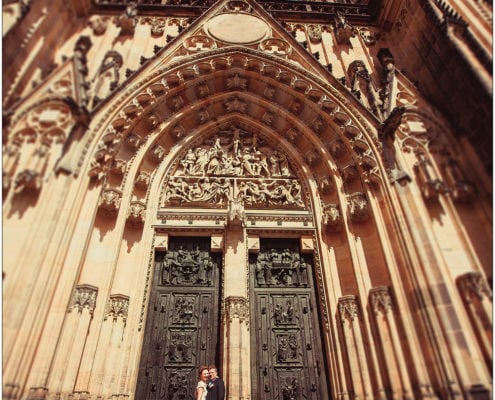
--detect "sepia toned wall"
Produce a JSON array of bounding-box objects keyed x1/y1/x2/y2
[{"x1": 3, "y1": 0, "x2": 492, "y2": 399}]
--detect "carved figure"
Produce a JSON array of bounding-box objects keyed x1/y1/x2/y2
[
  {"x1": 169, "y1": 332, "x2": 192, "y2": 362},
  {"x1": 91, "y1": 51, "x2": 123, "y2": 107},
  {"x1": 167, "y1": 371, "x2": 189, "y2": 400},
  {"x1": 277, "y1": 337, "x2": 289, "y2": 362},
  {"x1": 282, "y1": 377, "x2": 300, "y2": 400},
  {"x1": 174, "y1": 297, "x2": 194, "y2": 324},
  {"x1": 180, "y1": 149, "x2": 196, "y2": 174},
  {"x1": 161, "y1": 243, "x2": 216, "y2": 286}
]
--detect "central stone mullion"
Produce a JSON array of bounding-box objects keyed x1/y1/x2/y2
[{"x1": 222, "y1": 226, "x2": 250, "y2": 400}]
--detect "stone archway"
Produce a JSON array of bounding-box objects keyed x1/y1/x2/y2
[{"x1": 84, "y1": 47, "x2": 384, "y2": 399}]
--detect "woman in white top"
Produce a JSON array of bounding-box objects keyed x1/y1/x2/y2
[{"x1": 196, "y1": 365, "x2": 209, "y2": 400}]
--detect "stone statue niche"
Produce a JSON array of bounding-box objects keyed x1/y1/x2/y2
[
  {"x1": 162, "y1": 125, "x2": 306, "y2": 209},
  {"x1": 156, "y1": 237, "x2": 220, "y2": 287},
  {"x1": 250, "y1": 238, "x2": 312, "y2": 288}
]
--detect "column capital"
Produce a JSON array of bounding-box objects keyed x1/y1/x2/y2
[
  {"x1": 224, "y1": 296, "x2": 249, "y2": 323},
  {"x1": 338, "y1": 295, "x2": 359, "y2": 323},
  {"x1": 68, "y1": 284, "x2": 98, "y2": 314},
  {"x1": 369, "y1": 286, "x2": 392, "y2": 315},
  {"x1": 457, "y1": 272, "x2": 492, "y2": 302}
]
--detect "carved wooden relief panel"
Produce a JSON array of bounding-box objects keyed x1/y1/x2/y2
[
  {"x1": 250, "y1": 238, "x2": 330, "y2": 400},
  {"x1": 136, "y1": 237, "x2": 222, "y2": 400}
]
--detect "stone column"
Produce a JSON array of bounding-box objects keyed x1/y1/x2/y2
[
  {"x1": 369, "y1": 286, "x2": 414, "y2": 400},
  {"x1": 338, "y1": 295, "x2": 373, "y2": 399},
  {"x1": 222, "y1": 226, "x2": 250, "y2": 399},
  {"x1": 457, "y1": 272, "x2": 492, "y2": 368},
  {"x1": 86, "y1": 294, "x2": 129, "y2": 396},
  {"x1": 46, "y1": 284, "x2": 98, "y2": 397}
]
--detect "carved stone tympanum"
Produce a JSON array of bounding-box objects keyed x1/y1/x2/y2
[{"x1": 162, "y1": 125, "x2": 306, "y2": 209}]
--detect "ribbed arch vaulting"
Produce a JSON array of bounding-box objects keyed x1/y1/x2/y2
[{"x1": 87, "y1": 48, "x2": 384, "y2": 227}]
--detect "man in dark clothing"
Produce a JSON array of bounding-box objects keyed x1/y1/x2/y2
[{"x1": 206, "y1": 365, "x2": 225, "y2": 400}]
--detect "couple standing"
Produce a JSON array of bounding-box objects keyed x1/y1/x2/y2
[{"x1": 196, "y1": 365, "x2": 225, "y2": 400}]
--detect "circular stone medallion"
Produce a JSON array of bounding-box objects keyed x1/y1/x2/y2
[{"x1": 207, "y1": 13, "x2": 270, "y2": 44}]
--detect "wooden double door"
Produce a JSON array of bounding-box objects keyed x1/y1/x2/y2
[
  {"x1": 136, "y1": 236, "x2": 330, "y2": 400},
  {"x1": 249, "y1": 238, "x2": 330, "y2": 400},
  {"x1": 136, "y1": 237, "x2": 222, "y2": 400}
]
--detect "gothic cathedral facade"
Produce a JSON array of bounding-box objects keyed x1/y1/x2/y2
[{"x1": 2, "y1": 0, "x2": 492, "y2": 399}]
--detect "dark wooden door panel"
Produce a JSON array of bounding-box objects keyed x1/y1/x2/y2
[
  {"x1": 136, "y1": 237, "x2": 221, "y2": 400},
  {"x1": 251, "y1": 238, "x2": 330, "y2": 400}
]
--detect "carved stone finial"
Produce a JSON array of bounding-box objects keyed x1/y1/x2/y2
[
  {"x1": 333, "y1": 12, "x2": 355, "y2": 45},
  {"x1": 127, "y1": 200, "x2": 146, "y2": 228},
  {"x1": 98, "y1": 188, "x2": 122, "y2": 217},
  {"x1": 305, "y1": 148, "x2": 321, "y2": 166},
  {"x1": 13, "y1": 169, "x2": 42, "y2": 193},
  {"x1": 444, "y1": 158, "x2": 476, "y2": 202},
  {"x1": 117, "y1": 2, "x2": 137, "y2": 36},
  {"x1": 135, "y1": 170, "x2": 151, "y2": 190},
  {"x1": 316, "y1": 175, "x2": 334, "y2": 194},
  {"x1": 150, "y1": 144, "x2": 166, "y2": 163},
  {"x1": 414, "y1": 152, "x2": 448, "y2": 200},
  {"x1": 307, "y1": 24, "x2": 323, "y2": 43}
]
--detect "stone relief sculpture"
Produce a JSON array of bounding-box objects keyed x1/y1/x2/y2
[{"x1": 162, "y1": 125, "x2": 306, "y2": 209}]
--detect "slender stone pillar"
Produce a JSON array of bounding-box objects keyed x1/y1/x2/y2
[
  {"x1": 87, "y1": 294, "x2": 129, "y2": 395},
  {"x1": 224, "y1": 296, "x2": 250, "y2": 400},
  {"x1": 369, "y1": 286, "x2": 414, "y2": 400},
  {"x1": 46, "y1": 284, "x2": 97, "y2": 397},
  {"x1": 223, "y1": 226, "x2": 250, "y2": 399},
  {"x1": 457, "y1": 272, "x2": 493, "y2": 368},
  {"x1": 101, "y1": 295, "x2": 130, "y2": 392},
  {"x1": 338, "y1": 295, "x2": 373, "y2": 399}
]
